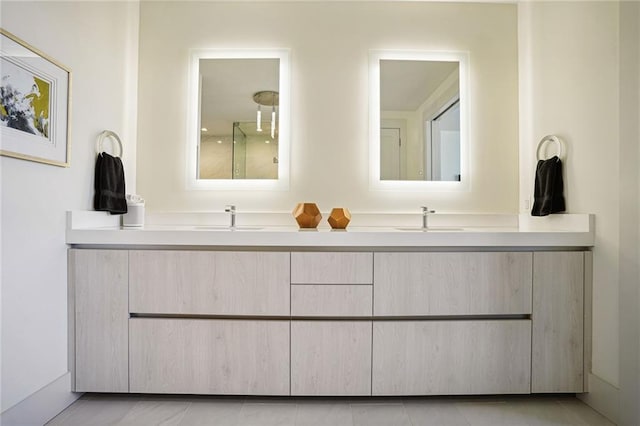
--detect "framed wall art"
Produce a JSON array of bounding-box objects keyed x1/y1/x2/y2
[{"x1": 1, "y1": 28, "x2": 71, "y2": 167}]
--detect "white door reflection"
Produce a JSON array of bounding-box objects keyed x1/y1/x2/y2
[{"x1": 381, "y1": 127, "x2": 401, "y2": 180}]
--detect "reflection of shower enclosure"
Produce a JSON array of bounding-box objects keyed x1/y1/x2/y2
[
  {"x1": 429, "y1": 99, "x2": 460, "y2": 181},
  {"x1": 232, "y1": 122, "x2": 247, "y2": 179},
  {"x1": 199, "y1": 122, "x2": 278, "y2": 180}
]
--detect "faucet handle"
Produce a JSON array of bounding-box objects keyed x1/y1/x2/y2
[
  {"x1": 421, "y1": 206, "x2": 435, "y2": 214},
  {"x1": 225, "y1": 205, "x2": 236, "y2": 212}
]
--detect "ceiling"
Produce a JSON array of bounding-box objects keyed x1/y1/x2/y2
[
  {"x1": 200, "y1": 57, "x2": 459, "y2": 136},
  {"x1": 380, "y1": 60, "x2": 459, "y2": 111},
  {"x1": 200, "y1": 58, "x2": 279, "y2": 136}
]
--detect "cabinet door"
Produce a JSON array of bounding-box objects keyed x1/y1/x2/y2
[
  {"x1": 372, "y1": 320, "x2": 531, "y2": 395},
  {"x1": 129, "y1": 251, "x2": 290, "y2": 315},
  {"x1": 532, "y1": 252, "x2": 584, "y2": 393},
  {"x1": 130, "y1": 319, "x2": 290, "y2": 395},
  {"x1": 374, "y1": 252, "x2": 532, "y2": 315},
  {"x1": 291, "y1": 321, "x2": 372, "y2": 395},
  {"x1": 70, "y1": 249, "x2": 128, "y2": 392},
  {"x1": 291, "y1": 252, "x2": 373, "y2": 284}
]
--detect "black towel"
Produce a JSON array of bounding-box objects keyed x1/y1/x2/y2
[
  {"x1": 531, "y1": 155, "x2": 565, "y2": 216},
  {"x1": 94, "y1": 152, "x2": 127, "y2": 214}
]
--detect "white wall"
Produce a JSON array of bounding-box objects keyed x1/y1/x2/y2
[
  {"x1": 617, "y1": 2, "x2": 640, "y2": 425},
  {"x1": 519, "y1": 0, "x2": 620, "y2": 387},
  {"x1": 519, "y1": 2, "x2": 640, "y2": 424},
  {"x1": 137, "y1": 2, "x2": 518, "y2": 214},
  {"x1": 0, "y1": 1, "x2": 139, "y2": 419}
]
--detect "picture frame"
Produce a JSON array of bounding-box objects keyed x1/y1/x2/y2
[{"x1": 1, "y1": 28, "x2": 71, "y2": 167}]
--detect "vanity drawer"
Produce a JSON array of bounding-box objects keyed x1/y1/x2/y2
[
  {"x1": 372, "y1": 320, "x2": 531, "y2": 395},
  {"x1": 291, "y1": 285, "x2": 372, "y2": 317},
  {"x1": 291, "y1": 252, "x2": 373, "y2": 284},
  {"x1": 129, "y1": 250, "x2": 290, "y2": 315},
  {"x1": 129, "y1": 318, "x2": 290, "y2": 395},
  {"x1": 374, "y1": 252, "x2": 532, "y2": 315}
]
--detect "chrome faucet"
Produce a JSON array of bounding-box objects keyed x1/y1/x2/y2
[
  {"x1": 225, "y1": 205, "x2": 236, "y2": 229},
  {"x1": 421, "y1": 206, "x2": 435, "y2": 230}
]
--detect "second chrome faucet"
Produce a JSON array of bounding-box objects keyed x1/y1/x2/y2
[
  {"x1": 225, "y1": 205, "x2": 236, "y2": 229},
  {"x1": 421, "y1": 206, "x2": 436, "y2": 230}
]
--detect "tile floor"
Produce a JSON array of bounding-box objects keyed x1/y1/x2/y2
[{"x1": 46, "y1": 394, "x2": 615, "y2": 426}]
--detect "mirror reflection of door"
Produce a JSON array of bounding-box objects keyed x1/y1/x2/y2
[
  {"x1": 379, "y1": 59, "x2": 460, "y2": 182},
  {"x1": 381, "y1": 127, "x2": 401, "y2": 180},
  {"x1": 429, "y1": 99, "x2": 460, "y2": 181}
]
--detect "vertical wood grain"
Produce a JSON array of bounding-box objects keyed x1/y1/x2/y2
[
  {"x1": 291, "y1": 321, "x2": 372, "y2": 395},
  {"x1": 71, "y1": 249, "x2": 129, "y2": 392},
  {"x1": 532, "y1": 251, "x2": 584, "y2": 393},
  {"x1": 374, "y1": 252, "x2": 533, "y2": 315}
]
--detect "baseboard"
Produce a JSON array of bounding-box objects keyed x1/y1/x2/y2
[
  {"x1": 1, "y1": 372, "x2": 82, "y2": 426},
  {"x1": 578, "y1": 373, "x2": 620, "y2": 425}
]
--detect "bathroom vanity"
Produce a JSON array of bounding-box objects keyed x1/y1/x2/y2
[{"x1": 67, "y1": 213, "x2": 592, "y2": 397}]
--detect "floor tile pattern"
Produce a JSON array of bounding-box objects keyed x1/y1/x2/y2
[{"x1": 46, "y1": 394, "x2": 615, "y2": 426}]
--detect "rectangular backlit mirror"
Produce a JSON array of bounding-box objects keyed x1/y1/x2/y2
[
  {"x1": 187, "y1": 49, "x2": 290, "y2": 190},
  {"x1": 370, "y1": 50, "x2": 469, "y2": 191}
]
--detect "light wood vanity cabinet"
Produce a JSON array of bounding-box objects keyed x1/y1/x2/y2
[
  {"x1": 129, "y1": 250, "x2": 290, "y2": 315},
  {"x1": 129, "y1": 318, "x2": 290, "y2": 395},
  {"x1": 372, "y1": 320, "x2": 532, "y2": 395},
  {"x1": 291, "y1": 285, "x2": 372, "y2": 317},
  {"x1": 291, "y1": 252, "x2": 373, "y2": 284},
  {"x1": 372, "y1": 252, "x2": 535, "y2": 395},
  {"x1": 70, "y1": 248, "x2": 588, "y2": 396},
  {"x1": 290, "y1": 252, "x2": 373, "y2": 395},
  {"x1": 532, "y1": 251, "x2": 585, "y2": 393},
  {"x1": 70, "y1": 249, "x2": 128, "y2": 393},
  {"x1": 290, "y1": 249, "x2": 373, "y2": 317},
  {"x1": 291, "y1": 321, "x2": 372, "y2": 395},
  {"x1": 374, "y1": 252, "x2": 533, "y2": 315}
]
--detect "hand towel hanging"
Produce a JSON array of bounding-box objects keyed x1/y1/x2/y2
[
  {"x1": 94, "y1": 131, "x2": 127, "y2": 214},
  {"x1": 531, "y1": 135, "x2": 565, "y2": 216}
]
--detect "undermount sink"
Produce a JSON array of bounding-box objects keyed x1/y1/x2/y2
[
  {"x1": 395, "y1": 227, "x2": 464, "y2": 232},
  {"x1": 194, "y1": 226, "x2": 263, "y2": 231}
]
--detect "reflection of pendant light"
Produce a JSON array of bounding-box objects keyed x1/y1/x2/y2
[
  {"x1": 271, "y1": 105, "x2": 276, "y2": 139},
  {"x1": 256, "y1": 105, "x2": 262, "y2": 132},
  {"x1": 253, "y1": 91, "x2": 278, "y2": 137}
]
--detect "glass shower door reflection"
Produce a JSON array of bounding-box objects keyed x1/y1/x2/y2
[{"x1": 232, "y1": 122, "x2": 247, "y2": 179}]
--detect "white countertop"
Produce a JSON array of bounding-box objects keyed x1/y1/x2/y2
[{"x1": 66, "y1": 211, "x2": 594, "y2": 248}]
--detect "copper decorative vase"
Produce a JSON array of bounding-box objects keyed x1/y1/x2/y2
[
  {"x1": 328, "y1": 207, "x2": 351, "y2": 229},
  {"x1": 292, "y1": 203, "x2": 322, "y2": 229}
]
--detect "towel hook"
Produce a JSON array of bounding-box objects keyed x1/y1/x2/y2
[
  {"x1": 96, "y1": 130, "x2": 123, "y2": 158},
  {"x1": 536, "y1": 135, "x2": 564, "y2": 162}
]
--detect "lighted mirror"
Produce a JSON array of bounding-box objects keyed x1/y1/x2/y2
[
  {"x1": 370, "y1": 51, "x2": 469, "y2": 190},
  {"x1": 187, "y1": 49, "x2": 290, "y2": 190}
]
